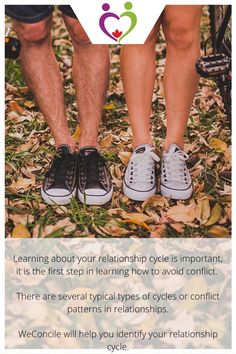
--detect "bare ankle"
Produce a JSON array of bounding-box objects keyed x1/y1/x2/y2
[
  {"x1": 55, "y1": 137, "x2": 76, "y2": 152},
  {"x1": 163, "y1": 141, "x2": 184, "y2": 152}
]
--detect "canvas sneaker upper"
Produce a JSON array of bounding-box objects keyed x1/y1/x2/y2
[
  {"x1": 41, "y1": 145, "x2": 77, "y2": 205},
  {"x1": 160, "y1": 144, "x2": 193, "y2": 200},
  {"x1": 123, "y1": 144, "x2": 160, "y2": 201},
  {"x1": 77, "y1": 147, "x2": 113, "y2": 205}
]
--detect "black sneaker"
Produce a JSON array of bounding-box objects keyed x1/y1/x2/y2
[
  {"x1": 41, "y1": 145, "x2": 77, "y2": 205},
  {"x1": 78, "y1": 147, "x2": 113, "y2": 205}
]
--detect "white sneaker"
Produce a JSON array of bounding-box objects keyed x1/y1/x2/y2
[
  {"x1": 123, "y1": 144, "x2": 160, "y2": 201},
  {"x1": 161, "y1": 144, "x2": 193, "y2": 200}
]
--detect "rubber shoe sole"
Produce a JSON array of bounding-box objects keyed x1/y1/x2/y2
[
  {"x1": 78, "y1": 187, "x2": 113, "y2": 205},
  {"x1": 160, "y1": 184, "x2": 193, "y2": 200},
  {"x1": 41, "y1": 187, "x2": 76, "y2": 205},
  {"x1": 123, "y1": 182, "x2": 156, "y2": 201}
]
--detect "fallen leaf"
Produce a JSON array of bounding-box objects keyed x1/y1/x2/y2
[
  {"x1": 7, "y1": 177, "x2": 36, "y2": 193},
  {"x1": 24, "y1": 100, "x2": 35, "y2": 108},
  {"x1": 196, "y1": 197, "x2": 210, "y2": 224},
  {"x1": 142, "y1": 195, "x2": 166, "y2": 208},
  {"x1": 205, "y1": 203, "x2": 222, "y2": 226},
  {"x1": 12, "y1": 224, "x2": 31, "y2": 238},
  {"x1": 9, "y1": 214, "x2": 34, "y2": 226},
  {"x1": 170, "y1": 223, "x2": 185, "y2": 233},
  {"x1": 104, "y1": 103, "x2": 116, "y2": 110},
  {"x1": 109, "y1": 209, "x2": 154, "y2": 223},
  {"x1": 118, "y1": 151, "x2": 132, "y2": 165},
  {"x1": 72, "y1": 125, "x2": 81, "y2": 141},
  {"x1": 209, "y1": 138, "x2": 227, "y2": 152},
  {"x1": 166, "y1": 203, "x2": 196, "y2": 223},
  {"x1": 9, "y1": 101, "x2": 25, "y2": 114},
  {"x1": 208, "y1": 225, "x2": 230, "y2": 237},
  {"x1": 122, "y1": 219, "x2": 151, "y2": 231},
  {"x1": 150, "y1": 224, "x2": 166, "y2": 238},
  {"x1": 100, "y1": 135, "x2": 113, "y2": 148}
]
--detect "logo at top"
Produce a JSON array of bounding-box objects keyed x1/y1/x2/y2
[{"x1": 99, "y1": 2, "x2": 137, "y2": 43}]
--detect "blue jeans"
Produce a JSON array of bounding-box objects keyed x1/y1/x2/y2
[{"x1": 5, "y1": 5, "x2": 77, "y2": 23}]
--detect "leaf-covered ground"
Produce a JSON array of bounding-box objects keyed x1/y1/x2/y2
[{"x1": 5, "y1": 8, "x2": 231, "y2": 238}]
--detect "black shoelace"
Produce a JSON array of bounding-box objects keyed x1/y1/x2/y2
[
  {"x1": 80, "y1": 152, "x2": 105, "y2": 188},
  {"x1": 47, "y1": 153, "x2": 76, "y2": 186}
]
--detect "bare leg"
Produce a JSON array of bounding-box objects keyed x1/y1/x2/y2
[
  {"x1": 120, "y1": 21, "x2": 161, "y2": 148},
  {"x1": 162, "y1": 5, "x2": 202, "y2": 150},
  {"x1": 12, "y1": 16, "x2": 75, "y2": 150},
  {"x1": 63, "y1": 15, "x2": 110, "y2": 149}
]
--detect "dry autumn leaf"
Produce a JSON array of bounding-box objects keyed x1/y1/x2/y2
[
  {"x1": 118, "y1": 151, "x2": 132, "y2": 165},
  {"x1": 209, "y1": 138, "x2": 227, "y2": 152},
  {"x1": 208, "y1": 225, "x2": 230, "y2": 237},
  {"x1": 142, "y1": 195, "x2": 167, "y2": 208},
  {"x1": 9, "y1": 101, "x2": 25, "y2": 114},
  {"x1": 205, "y1": 203, "x2": 222, "y2": 226},
  {"x1": 12, "y1": 224, "x2": 31, "y2": 238},
  {"x1": 9, "y1": 214, "x2": 34, "y2": 226},
  {"x1": 122, "y1": 219, "x2": 151, "y2": 231},
  {"x1": 100, "y1": 135, "x2": 113, "y2": 148},
  {"x1": 72, "y1": 125, "x2": 81, "y2": 141},
  {"x1": 150, "y1": 224, "x2": 166, "y2": 238},
  {"x1": 7, "y1": 177, "x2": 35, "y2": 193},
  {"x1": 104, "y1": 103, "x2": 116, "y2": 110},
  {"x1": 166, "y1": 203, "x2": 196, "y2": 223},
  {"x1": 196, "y1": 197, "x2": 210, "y2": 224}
]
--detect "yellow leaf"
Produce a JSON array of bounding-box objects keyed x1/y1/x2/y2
[
  {"x1": 122, "y1": 219, "x2": 151, "y2": 231},
  {"x1": 24, "y1": 100, "x2": 35, "y2": 108},
  {"x1": 72, "y1": 126, "x2": 81, "y2": 141},
  {"x1": 118, "y1": 151, "x2": 132, "y2": 165},
  {"x1": 100, "y1": 135, "x2": 113, "y2": 148},
  {"x1": 12, "y1": 224, "x2": 31, "y2": 238},
  {"x1": 208, "y1": 225, "x2": 230, "y2": 237},
  {"x1": 205, "y1": 203, "x2": 222, "y2": 226},
  {"x1": 104, "y1": 103, "x2": 115, "y2": 110},
  {"x1": 166, "y1": 203, "x2": 196, "y2": 223},
  {"x1": 209, "y1": 138, "x2": 227, "y2": 152}
]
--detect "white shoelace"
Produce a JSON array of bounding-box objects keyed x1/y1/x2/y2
[
  {"x1": 129, "y1": 149, "x2": 160, "y2": 183},
  {"x1": 163, "y1": 149, "x2": 189, "y2": 183}
]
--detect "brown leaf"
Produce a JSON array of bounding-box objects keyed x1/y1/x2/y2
[
  {"x1": 109, "y1": 209, "x2": 154, "y2": 223},
  {"x1": 150, "y1": 224, "x2": 166, "y2": 238},
  {"x1": 170, "y1": 223, "x2": 185, "y2": 233},
  {"x1": 196, "y1": 197, "x2": 210, "y2": 224},
  {"x1": 118, "y1": 151, "x2": 132, "y2": 166},
  {"x1": 9, "y1": 214, "x2": 34, "y2": 226},
  {"x1": 9, "y1": 101, "x2": 25, "y2": 114},
  {"x1": 12, "y1": 224, "x2": 31, "y2": 238},
  {"x1": 100, "y1": 135, "x2": 113, "y2": 148},
  {"x1": 166, "y1": 203, "x2": 196, "y2": 223},
  {"x1": 142, "y1": 195, "x2": 167, "y2": 208},
  {"x1": 7, "y1": 177, "x2": 36, "y2": 193},
  {"x1": 24, "y1": 100, "x2": 35, "y2": 108},
  {"x1": 122, "y1": 219, "x2": 151, "y2": 231},
  {"x1": 205, "y1": 203, "x2": 222, "y2": 226},
  {"x1": 208, "y1": 225, "x2": 230, "y2": 237}
]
